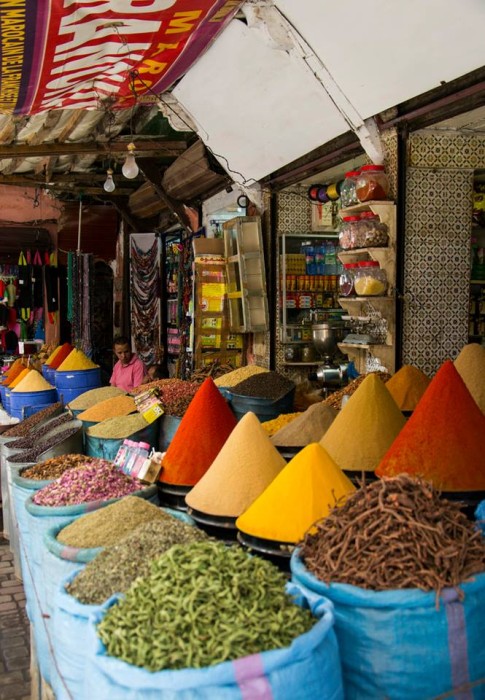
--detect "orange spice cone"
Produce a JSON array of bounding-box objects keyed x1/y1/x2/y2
[
  {"x1": 385, "y1": 365, "x2": 431, "y2": 412},
  {"x1": 160, "y1": 377, "x2": 237, "y2": 487},
  {"x1": 236, "y1": 443, "x2": 355, "y2": 544},
  {"x1": 376, "y1": 360, "x2": 485, "y2": 491}
]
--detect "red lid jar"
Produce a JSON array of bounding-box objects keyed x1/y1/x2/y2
[{"x1": 355, "y1": 165, "x2": 389, "y2": 202}]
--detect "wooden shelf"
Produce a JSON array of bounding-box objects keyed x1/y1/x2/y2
[
  {"x1": 338, "y1": 342, "x2": 392, "y2": 352},
  {"x1": 283, "y1": 361, "x2": 321, "y2": 366}
]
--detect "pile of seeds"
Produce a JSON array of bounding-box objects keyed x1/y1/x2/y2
[
  {"x1": 8, "y1": 424, "x2": 81, "y2": 463},
  {"x1": 67, "y1": 519, "x2": 208, "y2": 604},
  {"x1": 2, "y1": 402, "x2": 62, "y2": 437},
  {"x1": 97, "y1": 541, "x2": 314, "y2": 671},
  {"x1": 214, "y1": 365, "x2": 269, "y2": 388},
  {"x1": 87, "y1": 413, "x2": 149, "y2": 439},
  {"x1": 322, "y1": 371, "x2": 391, "y2": 410},
  {"x1": 68, "y1": 386, "x2": 126, "y2": 410},
  {"x1": 231, "y1": 371, "x2": 295, "y2": 401},
  {"x1": 131, "y1": 379, "x2": 199, "y2": 417},
  {"x1": 7, "y1": 413, "x2": 72, "y2": 449},
  {"x1": 57, "y1": 496, "x2": 170, "y2": 548},
  {"x1": 20, "y1": 455, "x2": 104, "y2": 481},
  {"x1": 32, "y1": 462, "x2": 140, "y2": 507},
  {"x1": 300, "y1": 475, "x2": 485, "y2": 593}
]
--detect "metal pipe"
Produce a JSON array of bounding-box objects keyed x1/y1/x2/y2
[{"x1": 269, "y1": 191, "x2": 278, "y2": 370}]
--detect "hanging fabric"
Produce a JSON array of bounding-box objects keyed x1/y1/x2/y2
[
  {"x1": 130, "y1": 234, "x2": 161, "y2": 367},
  {"x1": 32, "y1": 249, "x2": 44, "y2": 308},
  {"x1": 44, "y1": 251, "x2": 59, "y2": 324},
  {"x1": 17, "y1": 250, "x2": 33, "y2": 322}
]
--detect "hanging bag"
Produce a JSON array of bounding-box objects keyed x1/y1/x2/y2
[
  {"x1": 44, "y1": 251, "x2": 59, "y2": 324},
  {"x1": 17, "y1": 251, "x2": 32, "y2": 322}
]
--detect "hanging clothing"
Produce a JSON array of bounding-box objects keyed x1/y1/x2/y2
[
  {"x1": 32, "y1": 250, "x2": 44, "y2": 308},
  {"x1": 6, "y1": 280, "x2": 17, "y2": 308},
  {"x1": 17, "y1": 252, "x2": 32, "y2": 321},
  {"x1": 44, "y1": 252, "x2": 59, "y2": 324}
]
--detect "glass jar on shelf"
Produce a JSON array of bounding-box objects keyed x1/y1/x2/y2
[
  {"x1": 339, "y1": 263, "x2": 358, "y2": 297},
  {"x1": 340, "y1": 170, "x2": 360, "y2": 208},
  {"x1": 355, "y1": 165, "x2": 389, "y2": 202},
  {"x1": 353, "y1": 261, "x2": 388, "y2": 296},
  {"x1": 358, "y1": 211, "x2": 389, "y2": 247},
  {"x1": 339, "y1": 216, "x2": 362, "y2": 250}
]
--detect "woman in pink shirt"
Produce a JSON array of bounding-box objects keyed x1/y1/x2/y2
[{"x1": 110, "y1": 336, "x2": 146, "y2": 392}]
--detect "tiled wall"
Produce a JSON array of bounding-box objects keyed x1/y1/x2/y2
[{"x1": 402, "y1": 131, "x2": 482, "y2": 374}]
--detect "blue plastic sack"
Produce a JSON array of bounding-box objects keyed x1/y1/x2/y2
[
  {"x1": 83, "y1": 587, "x2": 343, "y2": 700},
  {"x1": 51, "y1": 508, "x2": 196, "y2": 699},
  {"x1": 291, "y1": 548, "x2": 485, "y2": 700},
  {"x1": 476, "y1": 500, "x2": 485, "y2": 535}
]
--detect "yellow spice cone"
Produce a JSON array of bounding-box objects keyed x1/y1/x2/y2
[
  {"x1": 320, "y1": 373, "x2": 406, "y2": 471},
  {"x1": 185, "y1": 411, "x2": 286, "y2": 518},
  {"x1": 236, "y1": 442, "x2": 355, "y2": 543},
  {"x1": 454, "y1": 343, "x2": 485, "y2": 414}
]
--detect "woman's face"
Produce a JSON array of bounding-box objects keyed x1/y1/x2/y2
[{"x1": 114, "y1": 343, "x2": 132, "y2": 366}]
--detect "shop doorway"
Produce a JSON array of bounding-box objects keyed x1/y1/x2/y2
[
  {"x1": 470, "y1": 171, "x2": 485, "y2": 344},
  {"x1": 91, "y1": 260, "x2": 114, "y2": 383}
]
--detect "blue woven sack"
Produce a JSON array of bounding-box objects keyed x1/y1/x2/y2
[
  {"x1": 291, "y1": 548, "x2": 485, "y2": 700},
  {"x1": 82, "y1": 586, "x2": 343, "y2": 700}
]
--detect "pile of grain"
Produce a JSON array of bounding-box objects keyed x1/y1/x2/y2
[
  {"x1": 57, "y1": 496, "x2": 170, "y2": 548},
  {"x1": 87, "y1": 413, "x2": 149, "y2": 439},
  {"x1": 214, "y1": 365, "x2": 269, "y2": 388},
  {"x1": 68, "y1": 386, "x2": 126, "y2": 410},
  {"x1": 78, "y1": 395, "x2": 136, "y2": 422},
  {"x1": 271, "y1": 402, "x2": 337, "y2": 446}
]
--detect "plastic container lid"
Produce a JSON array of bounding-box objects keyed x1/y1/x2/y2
[
  {"x1": 139, "y1": 442, "x2": 150, "y2": 450},
  {"x1": 342, "y1": 215, "x2": 360, "y2": 222},
  {"x1": 359, "y1": 164, "x2": 385, "y2": 172},
  {"x1": 358, "y1": 260, "x2": 380, "y2": 267},
  {"x1": 344, "y1": 170, "x2": 360, "y2": 177},
  {"x1": 360, "y1": 211, "x2": 379, "y2": 219}
]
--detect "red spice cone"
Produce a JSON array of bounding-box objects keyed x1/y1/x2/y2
[
  {"x1": 376, "y1": 360, "x2": 485, "y2": 491},
  {"x1": 159, "y1": 377, "x2": 237, "y2": 487}
]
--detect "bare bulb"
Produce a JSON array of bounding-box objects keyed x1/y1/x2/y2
[
  {"x1": 122, "y1": 143, "x2": 139, "y2": 179},
  {"x1": 103, "y1": 169, "x2": 116, "y2": 193}
]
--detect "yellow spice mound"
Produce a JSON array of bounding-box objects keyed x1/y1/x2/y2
[
  {"x1": 236, "y1": 443, "x2": 355, "y2": 543},
  {"x1": 78, "y1": 395, "x2": 136, "y2": 422},
  {"x1": 320, "y1": 373, "x2": 406, "y2": 472},
  {"x1": 261, "y1": 412, "x2": 301, "y2": 436},
  {"x1": 8, "y1": 368, "x2": 31, "y2": 388},
  {"x1": 385, "y1": 365, "x2": 431, "y2": 412},
  {"x1": 57, "y1": 349, "x2": 98, "y2": 372},
  {"x1": 68, "y1": 386, "x2": 126, "y2": 410},
  {"x1": 214, "y1": 365, "x2": 268, "y2": 388},
  {"x1": 12, "y1": 370, "x2": 54, "y2": 393},
  {"x1": 454, "y1": 343, "x2": 485, "y2": 414}
]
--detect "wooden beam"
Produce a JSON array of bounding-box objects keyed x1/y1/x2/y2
[
  {"x1": 138, "y1": 157, "x2": 192, "y2": 232},
  {"x1": 0, "y1": 139, "x2": 187, "y2": 158}
]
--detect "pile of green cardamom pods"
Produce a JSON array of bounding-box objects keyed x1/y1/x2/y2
[
  {"x1": 97, "y1": 541, "x2": 314, "y2": 671},
  {"x1": 67, "y1": 519, "x2": 208, "y2": 604}
]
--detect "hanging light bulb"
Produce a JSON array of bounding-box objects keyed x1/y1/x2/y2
[
  {"x1": 122, "y1": 142, "x2": 139, "y2": 179},
  {"x1": 103, "y1": 168, "x2": 116, "y2": 193}
]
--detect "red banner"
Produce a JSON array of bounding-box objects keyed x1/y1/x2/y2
[{"x1": 0, "y1": 0, "x2": 242, "y2": 114}]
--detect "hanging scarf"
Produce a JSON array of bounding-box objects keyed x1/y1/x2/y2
[{"x1": 130, "y1": 235, "x2": 160, "y2": 367}]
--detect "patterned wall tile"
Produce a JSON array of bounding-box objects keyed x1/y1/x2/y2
[
  {"x1": 409, "y1": 132, "x2": 485, "y2": 169},
  {"x1": 402, "y1": 164, "x2": 474, "y2": 374}
]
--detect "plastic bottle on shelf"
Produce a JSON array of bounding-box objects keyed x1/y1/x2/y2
[
  {"x1": 315, "y1": 244, "x2": 326, "y2": 275},
  {"x1": 325, "y1": 242, "x2": 337, "y2": 275}
]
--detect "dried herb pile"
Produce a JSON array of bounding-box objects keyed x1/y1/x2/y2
[
  {"x1": 67, "y1": 519, "x2": 208, "y2": 604},
  {"x1": 2, "y1": 402, "x2": 62, "y2": 437},
  {"x1": 32, "y1": 462, "x2": 140, "y2": 506},
  {"x1": 7, "y1": 413, "x2": 72, "y2": 449},
  {"x1": 301, "y1": 475, "x2": 485, "y2": 593},
  {"x1": 97, "y1": 541, "x2": 314, "y2": 671},
  {"x1": 8, "y1": 424, "x2": 81, "y2": 463},
  {"x1": 21, "y1": 455, "x2": 103, "y2": 481},
  {"x1": 57, "y1": 496, "x2": 170, "y2": 548},
  {"x1": 231, "y1": 371, "x2": 295, "y2": 401},
  {"x1": 131, "y1": 379, "x2": 199, "y2": 417}
]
